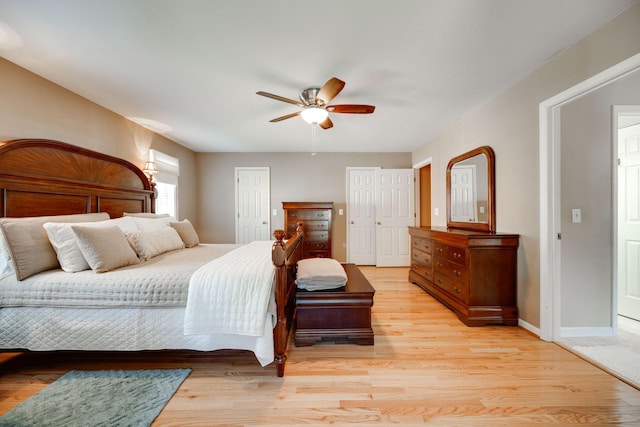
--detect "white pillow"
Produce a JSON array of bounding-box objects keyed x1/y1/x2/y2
[
  {"x1": 44, "y1": 216, "x2": 138, "y2": 272},
  {"x1": 126, "y1": 227, "x2": 185, "y2": 261},
  {"x1": 0, "y1": 212, "x2": 110, "y2": 280},
  {"x1": 0, "y1": 233, "x2": 15, "y2": 279},
  {"x1": 170, "y1": 219, "x2": 200, "y2": 248},
  {"x1": 130, "y1": 215, "x2": 176, "y2": 232},
  {"x1": 71, "y1": 225, "x2": 140, "y2": 273}
]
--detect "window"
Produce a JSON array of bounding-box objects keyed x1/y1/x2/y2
[{"x1": 150, "y1": 149, "x2": 179, "y2": 217}]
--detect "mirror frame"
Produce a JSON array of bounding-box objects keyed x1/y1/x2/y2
[{"x1": 446, "y1": 145, "x2": 496, "y2": 232}]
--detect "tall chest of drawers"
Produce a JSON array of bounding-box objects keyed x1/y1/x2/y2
[
  {"x1": 283, "y1": 202, "x2": 333, "y2": 259},
  {"x1": 409, "y1": 226, "x2": 519, "y2": 326}
]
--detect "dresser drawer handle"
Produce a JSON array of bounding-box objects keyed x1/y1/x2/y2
[
  {"x1": 453, "y1": 286, "x2": 461, "y2": 293},
  {"x1": 436, "y1": 262, "x2": 443, "y2": 268},
  {"x1": 454, "y1": 270, "x2": 461, "y2": 277},
  {"x1": 436, "y1": 248, "x2": 443, "y2": 253},
  {"x1": 454, "y1": 253, "x2": 462, "y2": 259}
]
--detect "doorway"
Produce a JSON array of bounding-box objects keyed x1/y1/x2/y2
[
  {"x1": 616, "y1": 107, "x2": 640, "y2": 323},
  {"x1": 539, "y1": 52, "x2": 640, "y2": 342}
]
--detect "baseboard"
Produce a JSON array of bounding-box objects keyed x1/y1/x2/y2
[
  {"x1": 518, "y1": 318, "x2": 540, "y2": 337},
  {"x1": 560, "y1": 326, "x2": 614, "y2": 338}
]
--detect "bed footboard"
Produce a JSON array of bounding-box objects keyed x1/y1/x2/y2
[{"x1": 271, "y1": 223, "x2": 303, "y2": 377}]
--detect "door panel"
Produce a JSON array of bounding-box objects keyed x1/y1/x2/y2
[
  {"x1": 235, "y1": 167, "x2": 270, "y2": 244},
  {"x1": 347, "y1": 168, "x2": 377, "y2": 265},
  {"x1": 375, "y1": 169, "x2": 414, "y2": 267}
]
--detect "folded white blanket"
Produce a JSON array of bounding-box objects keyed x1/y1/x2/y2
[
  {"x1": 184, "y1": 241, "x2": 275, "y2": 336},
  {"x1": 296, "y1": 258, "x2": 347, "y2": 291}
]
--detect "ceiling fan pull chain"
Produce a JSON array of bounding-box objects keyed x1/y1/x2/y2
[{"x1": 311, "y1": 123, "x2": 318, "y2": 156}]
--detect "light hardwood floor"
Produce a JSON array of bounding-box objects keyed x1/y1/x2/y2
[{"x1": 2, "y1": 267, "x2": 640, "y2": 425}]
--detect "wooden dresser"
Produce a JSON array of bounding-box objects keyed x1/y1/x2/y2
[
  {"x1": 408, "y1": 226, "x2": 519, "y2": 326},
  {"x1": 283, "y1": 202, "x2": 333, "y2": 259}
]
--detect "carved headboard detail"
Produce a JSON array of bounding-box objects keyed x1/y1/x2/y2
[{"x1": 0, "y1": 139, "x2": 154, "y2": 218}]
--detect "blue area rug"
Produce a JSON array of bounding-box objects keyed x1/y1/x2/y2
[{"x1": 0, "y1": 368, "x2": 191, "y2": 427}]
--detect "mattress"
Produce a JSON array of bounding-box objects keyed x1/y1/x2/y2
[{"x1": 0, "y1": 244, "x2": 239, "y2": 308}]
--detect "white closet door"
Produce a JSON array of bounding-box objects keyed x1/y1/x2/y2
[
  {"x1": 347, "y1": 167, "x2": 378, "y2": 265},
  {"x1": 375, "y1": 169, "x2": 414, "y2": 267},
  {"x1": 235, "y1": 167, "x2": 270, "y2": 244}
]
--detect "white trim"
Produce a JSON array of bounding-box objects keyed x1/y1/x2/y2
[
  {"x1": 518, "y1": 318, "x2": 541, "y2": 338},
  {"x1": 539, "y1": 52, "x2": 640, "y2": 342},
  {"x1": 413, "y1": 156, "x2": 432, "y2": 170}
]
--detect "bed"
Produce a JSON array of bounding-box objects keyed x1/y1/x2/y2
[{"x1": 0, "y1": 138, "x2": 303, "y2": 377}]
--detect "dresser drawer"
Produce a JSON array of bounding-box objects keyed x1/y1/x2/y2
[
  {"x1": 305, "y1": 241, "x2": 329, "y2": 251},
  {"x1": 305, "y1": 231, "x2": 329, "y2": 242},
  {"x1": 433, "y1": 257, "x2": 469, "y2": 283},
  {"x1": 433, "y1": 242, "x2": 466, "y2": 266},
  {"x1": 411, "y1": 263, "x2": 432, "y2": 281},
  {"x1": 433, "y1": 273, "x2": 469, "y2": 303},
  {"x1": 302, "y1": 220, "x2": 329, "y2": 231},
  {"x1": 412, "y1": 237, "x2": 432, "y2": 254},
  {"x1": 287, "y1": 209, "x2": 331, "y2": 221},
  {"x1": 411, "y1": 248, "x2": 432, "y2": 268}
]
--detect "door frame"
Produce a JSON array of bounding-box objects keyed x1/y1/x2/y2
[
  {"x1": 413, "y1": 157, "x2": 433, "y2": 228},
  {"x1": 539, "y1": 52, "x2": 640, "y2": 342}
]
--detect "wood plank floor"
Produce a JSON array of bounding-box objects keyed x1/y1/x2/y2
[{"x1": 2, "y1": 267, "x2": 640, "y2": 425}]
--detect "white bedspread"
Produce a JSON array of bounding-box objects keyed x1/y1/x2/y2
[{"x1": 184, "y1": 240, "x2": 275, "y2": 337}]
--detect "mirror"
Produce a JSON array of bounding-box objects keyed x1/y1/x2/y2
[{"x1": 446, "y1": 146, "x2": 495, "y2": 232}]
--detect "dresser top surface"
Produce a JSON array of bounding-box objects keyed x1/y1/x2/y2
[{"x1": 282, "y1": 202, "x2": 334, "y2": 209}]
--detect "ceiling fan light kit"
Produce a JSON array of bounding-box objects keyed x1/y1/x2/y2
[
  {"x1": 300, "y1": 106, "x2": 328, "y2": 124},
  {"x1": 257, "y1": 77, "x2": 375, "y2": 129}
]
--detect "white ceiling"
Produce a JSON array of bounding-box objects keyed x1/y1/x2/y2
[{"x1": 0, "y1": 0, "x2": 636, "y2": 153}]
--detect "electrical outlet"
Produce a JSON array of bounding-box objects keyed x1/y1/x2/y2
[{"x1": 272, "y1": 209, "x2": 277, "y2": 216}]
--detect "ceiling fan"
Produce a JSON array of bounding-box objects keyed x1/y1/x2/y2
[{"x1": 256, "y1": 77, "x2": 375, "y2": 129}]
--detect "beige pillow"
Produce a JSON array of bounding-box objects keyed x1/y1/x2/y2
[
  {"x1": 0, "y1": 212, "x2": 109, "y2": 280},
  {"x1": 130, "y1": 215, "x2": 176, "y2": 232},
  {"x1": 170, "y1": 219, "x2": 200, "y2": 248},
  {"x1": 72, "y1": 225, "x2": 140, "y2": 273},
  {"x1": 126, "y1": 227, "x2": 185, "y2": 261},
  {"x1": 43, "y1": 216, "x2": 138, "y2": 273}
]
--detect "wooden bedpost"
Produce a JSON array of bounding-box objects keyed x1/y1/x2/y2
[
  {"x1": 272, "y1": 229, "x2": 288, "y2": 377},
  {"x1": 271, "y1": 225, "x2": 304, "y2": 377}
]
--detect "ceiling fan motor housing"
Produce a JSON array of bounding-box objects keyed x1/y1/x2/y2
[{"x1": 300, "y1": 87, "x2": 322, "y2": 105}]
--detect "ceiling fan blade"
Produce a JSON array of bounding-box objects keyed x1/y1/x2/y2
[
  {"x1": 269, "y1": 111, "x2": 301, "y2": 122},
  {"x1": 315, "y1": 77, "x2": 345, "y2": 105},
  {"x1": 319, "y1": 117, "x2": 333, "y2": 129},
  {"x1": 326, "y1": 104, "x2": 375, "y2": 114},
  {"x1": 257, "y1": 91, "x2": 305, "y2": 107}
]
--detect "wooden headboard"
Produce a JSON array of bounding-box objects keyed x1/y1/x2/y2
[{"x1": 0, "y1": 139, "x2": 154, "y2": 218}]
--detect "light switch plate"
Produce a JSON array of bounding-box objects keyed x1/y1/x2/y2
[{"x1": 572, "y1": 208, "x2": 581, "y2": 223}]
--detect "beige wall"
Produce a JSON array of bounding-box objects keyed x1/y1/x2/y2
[
  {"x1": 412, "y1": 3, "x2": 640, "y2": 329},
  {"x1": 0, "y1": 58, "x2": 198, "y2": 224},
  {"x1": 196, "y1": 152, "x2": 412, "y2": 261}
]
